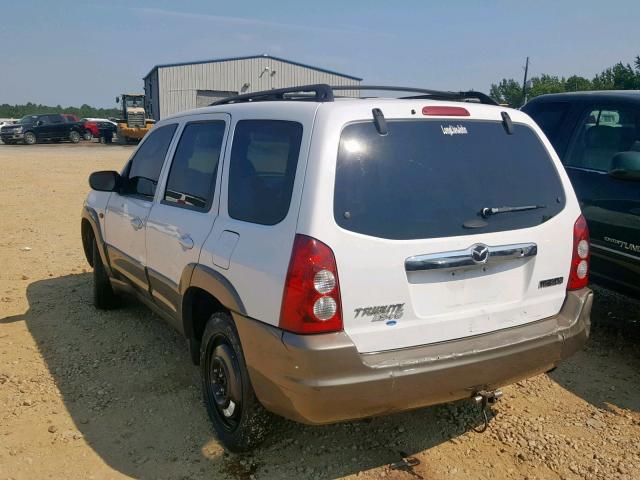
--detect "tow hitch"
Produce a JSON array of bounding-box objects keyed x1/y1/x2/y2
[{"x1": 470, "y1": 389, "x2": 503, "y2": 433}]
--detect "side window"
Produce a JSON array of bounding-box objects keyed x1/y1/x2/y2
[
  {"x1": 524, "y1": 101, "x2": 570, "y2": 153},
  {"x1": 228, "y1": 120, "x2": 303, "y2": 225},
  {"x1": 49, "y1": 114, "x2": 64, "y2": 124},
  {"x1": 123, "y1": 124, "x2": 177, "y2": 198},
  {"x1": 38, "y1": 115, "x2": 50, "y2": 124},
  {"x1": 164, "y1": 121, "x2": 226, "y2": 210},
  {"x1": 566, "y1": 106, "x2": 640, "y2": 171}
]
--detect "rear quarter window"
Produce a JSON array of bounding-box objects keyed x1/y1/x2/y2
[
  {"x1": 334, "y1": 119, "x2": 566, "y2": 240},
  {"x1": 228, "y1": 120, "x2": 303, "y2": 225}
]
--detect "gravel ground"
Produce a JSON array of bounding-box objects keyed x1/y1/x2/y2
[{"x1": 0, "y1": 143, "x2": 639, "y2": 480}]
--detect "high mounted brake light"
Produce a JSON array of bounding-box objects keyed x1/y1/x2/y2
[
  {"x1": 422, "y1": 106, "x2": 470, "y2": 116},
  {"x1": 567, "y1": 214, "x2": 590, "y2": 290},
  {"x1": 279, "y1": 235, "x2": 343, "y2": 334}
]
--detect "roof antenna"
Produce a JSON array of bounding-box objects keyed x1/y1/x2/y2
[
  {"x1": 501, "y1": 111, "x2": 514, "y2": 135},
  {"x1": 372, "y1": 108, "x2": 388, "y2": 135}
]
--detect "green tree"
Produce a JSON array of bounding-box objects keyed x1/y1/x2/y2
[
  {"x1": 491, "y1": 55, "x2": 640, "y2": 105},
  {"x1": 0, "y1": 103, "x2": 119, "y2": 119},
  {"x1": 527, "y1": 74, "x2": 566, "y2": 98},
  {"x1": 564, "y1": 75, "x2": 591, "y2": 92},
  {"x1": 489, "y1": 78, "x2": 523, "y2": 107}
]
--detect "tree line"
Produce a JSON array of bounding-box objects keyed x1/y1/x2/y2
[
  {"x1": 0, "y1": 103, "x2": 120, "y2": 119},
  {"x1": 490, "y1": 56, "x2": 640, "y2": 107}
]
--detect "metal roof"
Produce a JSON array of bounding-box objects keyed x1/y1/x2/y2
[{"x1": 143, "y1": 54, "x2": 362, "y2": 81}]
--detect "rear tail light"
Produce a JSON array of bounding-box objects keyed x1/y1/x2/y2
[
  {"x1": 567, "y1": 214, "x2": 590, "y2": 290},
  {"x1": 279, "y1": 235, "x2": 343, "y2": 334},
  {"x1": 422, "y1": 106, "x2": 470, "y2": 116}
]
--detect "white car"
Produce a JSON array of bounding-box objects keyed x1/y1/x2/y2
[{"x1": 81, "y1": 84, "x2": 593, "y2": 452}]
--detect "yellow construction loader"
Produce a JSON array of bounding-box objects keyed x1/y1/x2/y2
[{"x1": 115, "y1": 94, "x2": 154, "y2": 144}]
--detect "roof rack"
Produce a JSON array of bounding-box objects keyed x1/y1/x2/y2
[
  {"x1": 211, "y1": 84, "x2": 334, "y2": 105},
  {"x1": 211, "y1": 84, "x2": 497, "y2": 106}
]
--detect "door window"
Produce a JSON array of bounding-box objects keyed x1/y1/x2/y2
[
  {"x1": 163, "y1": 121, "x2": 226, "y2": 210},
  {"x1": 566, "y1": 107, "x2": 640, "y2": 171},
  {"x1": 123, "y1": 124, "x2": 177, "y2": 198},
  {"x1": 228, "y1": 120, "x2": 303, "y2": 225}
]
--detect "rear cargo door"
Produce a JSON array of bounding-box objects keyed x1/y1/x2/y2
[{"x1": 332, "y1": 118, "x2": 573, "y2": 353}]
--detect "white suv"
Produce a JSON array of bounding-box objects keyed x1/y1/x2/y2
[{"x1": 81, "y1": 85, "x2": 593, "y2": 452}]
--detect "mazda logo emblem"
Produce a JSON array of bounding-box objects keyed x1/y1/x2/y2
[{"x1": 471, "y1": 244, "x2": 490, "y2": 264}]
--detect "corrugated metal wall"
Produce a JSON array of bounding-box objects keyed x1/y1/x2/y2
[
  {"x1": 145, "y1": 70, "x2": 160, "y2": 120},
  {"x1": 151, "y1": 57, "x2": 360, "y2": 119}
]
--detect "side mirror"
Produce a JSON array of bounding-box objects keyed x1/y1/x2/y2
[
  {"x1": 609, "y1": 151, "x2": 640, "y2": 181},
  {"x1": 36, "y1": 120, "x2": 43, "y2": 126},
  {"x1": 116, "y1": 96, "x2": 120, "y2": 104},
  {"x1": 89, "y1": 171, "x2": 121, "y2": 192}
]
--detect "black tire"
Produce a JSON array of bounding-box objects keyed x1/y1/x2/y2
[
  {"x1": 24, "y1": 131, "x2": 37, "y2": 145},
  {"x1": 83, "y1": 131, "x2": 93, "y2": 141},
  {"x1": 69, "y1": 131, "x2": 81, "y2": 144},
  {"x1": 92, "y1": 238, "x2": 119, "y2": 309},
  {"x1": 201, "y1": 312, "x2": 271, "y2": 452}
]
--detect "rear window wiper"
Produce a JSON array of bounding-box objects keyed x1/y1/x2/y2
[{"x1": 480, "y1": 204, "x2": 546, "y2": 218}]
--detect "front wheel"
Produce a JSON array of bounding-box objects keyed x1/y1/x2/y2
[
  {"x1": 24, "y1": 132, "x2": 37, "y2": 145},
  {"x1": 201, "y1": 312, "x2": 272, "y2": 452},
  {"x1": 69, "y1": 131, "x2": 81, "y2": 143}
]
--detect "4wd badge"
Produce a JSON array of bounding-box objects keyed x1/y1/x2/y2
[{"x1": 354, "y1": 303, "x2": 405, "y2": 322}]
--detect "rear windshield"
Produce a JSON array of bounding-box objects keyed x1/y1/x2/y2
[{"x1": 334, "y1": 120, "x2": 565, "y2": 240}]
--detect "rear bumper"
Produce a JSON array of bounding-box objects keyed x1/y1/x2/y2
[{"x1": 234, "y1": 288, "x2": 592, "y2": 425}]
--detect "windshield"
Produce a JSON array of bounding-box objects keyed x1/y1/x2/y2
[
  {"x1": 125, "y1": 97, "x2": 144, "y2": 108},
  {"x1": 19, "y1": 116, "x2": 37, "y2": 124},
  {"x1": 334, "y1": 119, "x2": 566, "y2": 240}
]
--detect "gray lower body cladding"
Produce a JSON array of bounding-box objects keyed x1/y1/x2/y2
[{"x1": 234, "y1": 288, "x2": 592, "y2": 425}]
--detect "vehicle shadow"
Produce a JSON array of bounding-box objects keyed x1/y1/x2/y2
[
  {"x1": 2, "y1": 273, "x2": 483, "y2": 480},
  {"x1": 548, "y1": 284, "x2": 640, "y2": 413}
]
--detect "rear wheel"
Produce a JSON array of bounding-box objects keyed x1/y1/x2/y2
[
  {"x1": 83, "y1": 131, "x2": 93, "y2": 141},
  {"x1": 69, "y1": 131, "x2": 81, "y2": 143},
  {"x1": 92, "y1": 238, "x2": 119, "y2": 309},
  {"x1": 201, "y1": 312, "x2": 271, "y2": 452},
  {"x1": 24, "y1": 132, "x2": 37, "y2": 145}
]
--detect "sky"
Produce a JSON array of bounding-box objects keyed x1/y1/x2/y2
[{"x1": 1, "y1": 0, "x2": 639, "y2": 108}]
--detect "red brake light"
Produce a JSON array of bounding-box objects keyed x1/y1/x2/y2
[
  {"x1": 567, "y1": 214, "x2": 590, "y2": 290},
  {"x1": 279, "y1": 235, "x2": 343, "y2": 334},
  {"x1": 422, "y1": 106, "x2": 470, "y2": 116}
]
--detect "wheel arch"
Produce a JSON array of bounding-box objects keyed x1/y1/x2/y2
[
  {"x1": 181, "y1": 264, "x2": 246, "y2": 364},
  {"x1": 81, "y1": 206, "x2": 111, "y2": 274}
]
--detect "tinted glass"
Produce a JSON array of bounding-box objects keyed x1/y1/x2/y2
[
  {"x1": 566, "y1": 107, "x2": 640, "y2": 171},
  {"x1": 334, "y1": 120, "x2": 566, "y2": 240},
  {"x1": 164, "y1": 121, "x2": 226, "y2": 210},
  {"x1": 228, "y1": 120, "x2": 303, "y2": 225},
  {"x1": 124, "y1": 124, "x2": 177, "y2": 198},
  {"x1": 49, "y1": 114, "x2": 64, "y2": 124},
  {"x1": 523, "y1": 101, "x2": 569, "y2": 152}
]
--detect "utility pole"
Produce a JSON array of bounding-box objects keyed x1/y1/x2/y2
[{"x1": 521, "y1": 56, "x2": 530, "y2": 106}]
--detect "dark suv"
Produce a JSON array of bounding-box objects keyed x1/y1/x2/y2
[
  {"x1": 523, "y1": 91, "x2": 640, "y2": 297},
  {"x1": 0, "y1": 114, "x2": 83, "y2": 145}
]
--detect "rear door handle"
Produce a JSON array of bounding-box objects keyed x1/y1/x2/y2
[
  {"x1": 130, "y1": 216, "x2": 143, "y2": 230},
  {"x1": 179, "y1": 234, "x2": 194, "y2": 250}
]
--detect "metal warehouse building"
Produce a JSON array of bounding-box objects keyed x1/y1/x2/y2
[{"x1": 143, "y1": 54, "x2": 362, "y2": 120}]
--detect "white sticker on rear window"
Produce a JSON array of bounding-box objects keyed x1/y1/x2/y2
[{"x1": 441, "y1": 124, "x2": 468, "y2": 135}]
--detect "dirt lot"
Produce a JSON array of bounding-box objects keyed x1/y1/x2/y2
[{"x1": 0, "y1": 143, "x2": 639, "y2": 480}]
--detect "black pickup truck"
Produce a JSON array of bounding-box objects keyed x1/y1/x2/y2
[
  {"x1": 523, "y1": 91, "x2": 640, "y2": 297},
  {"x1": 0, "y1": 114, "x2": 84, "y2": 145}
]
